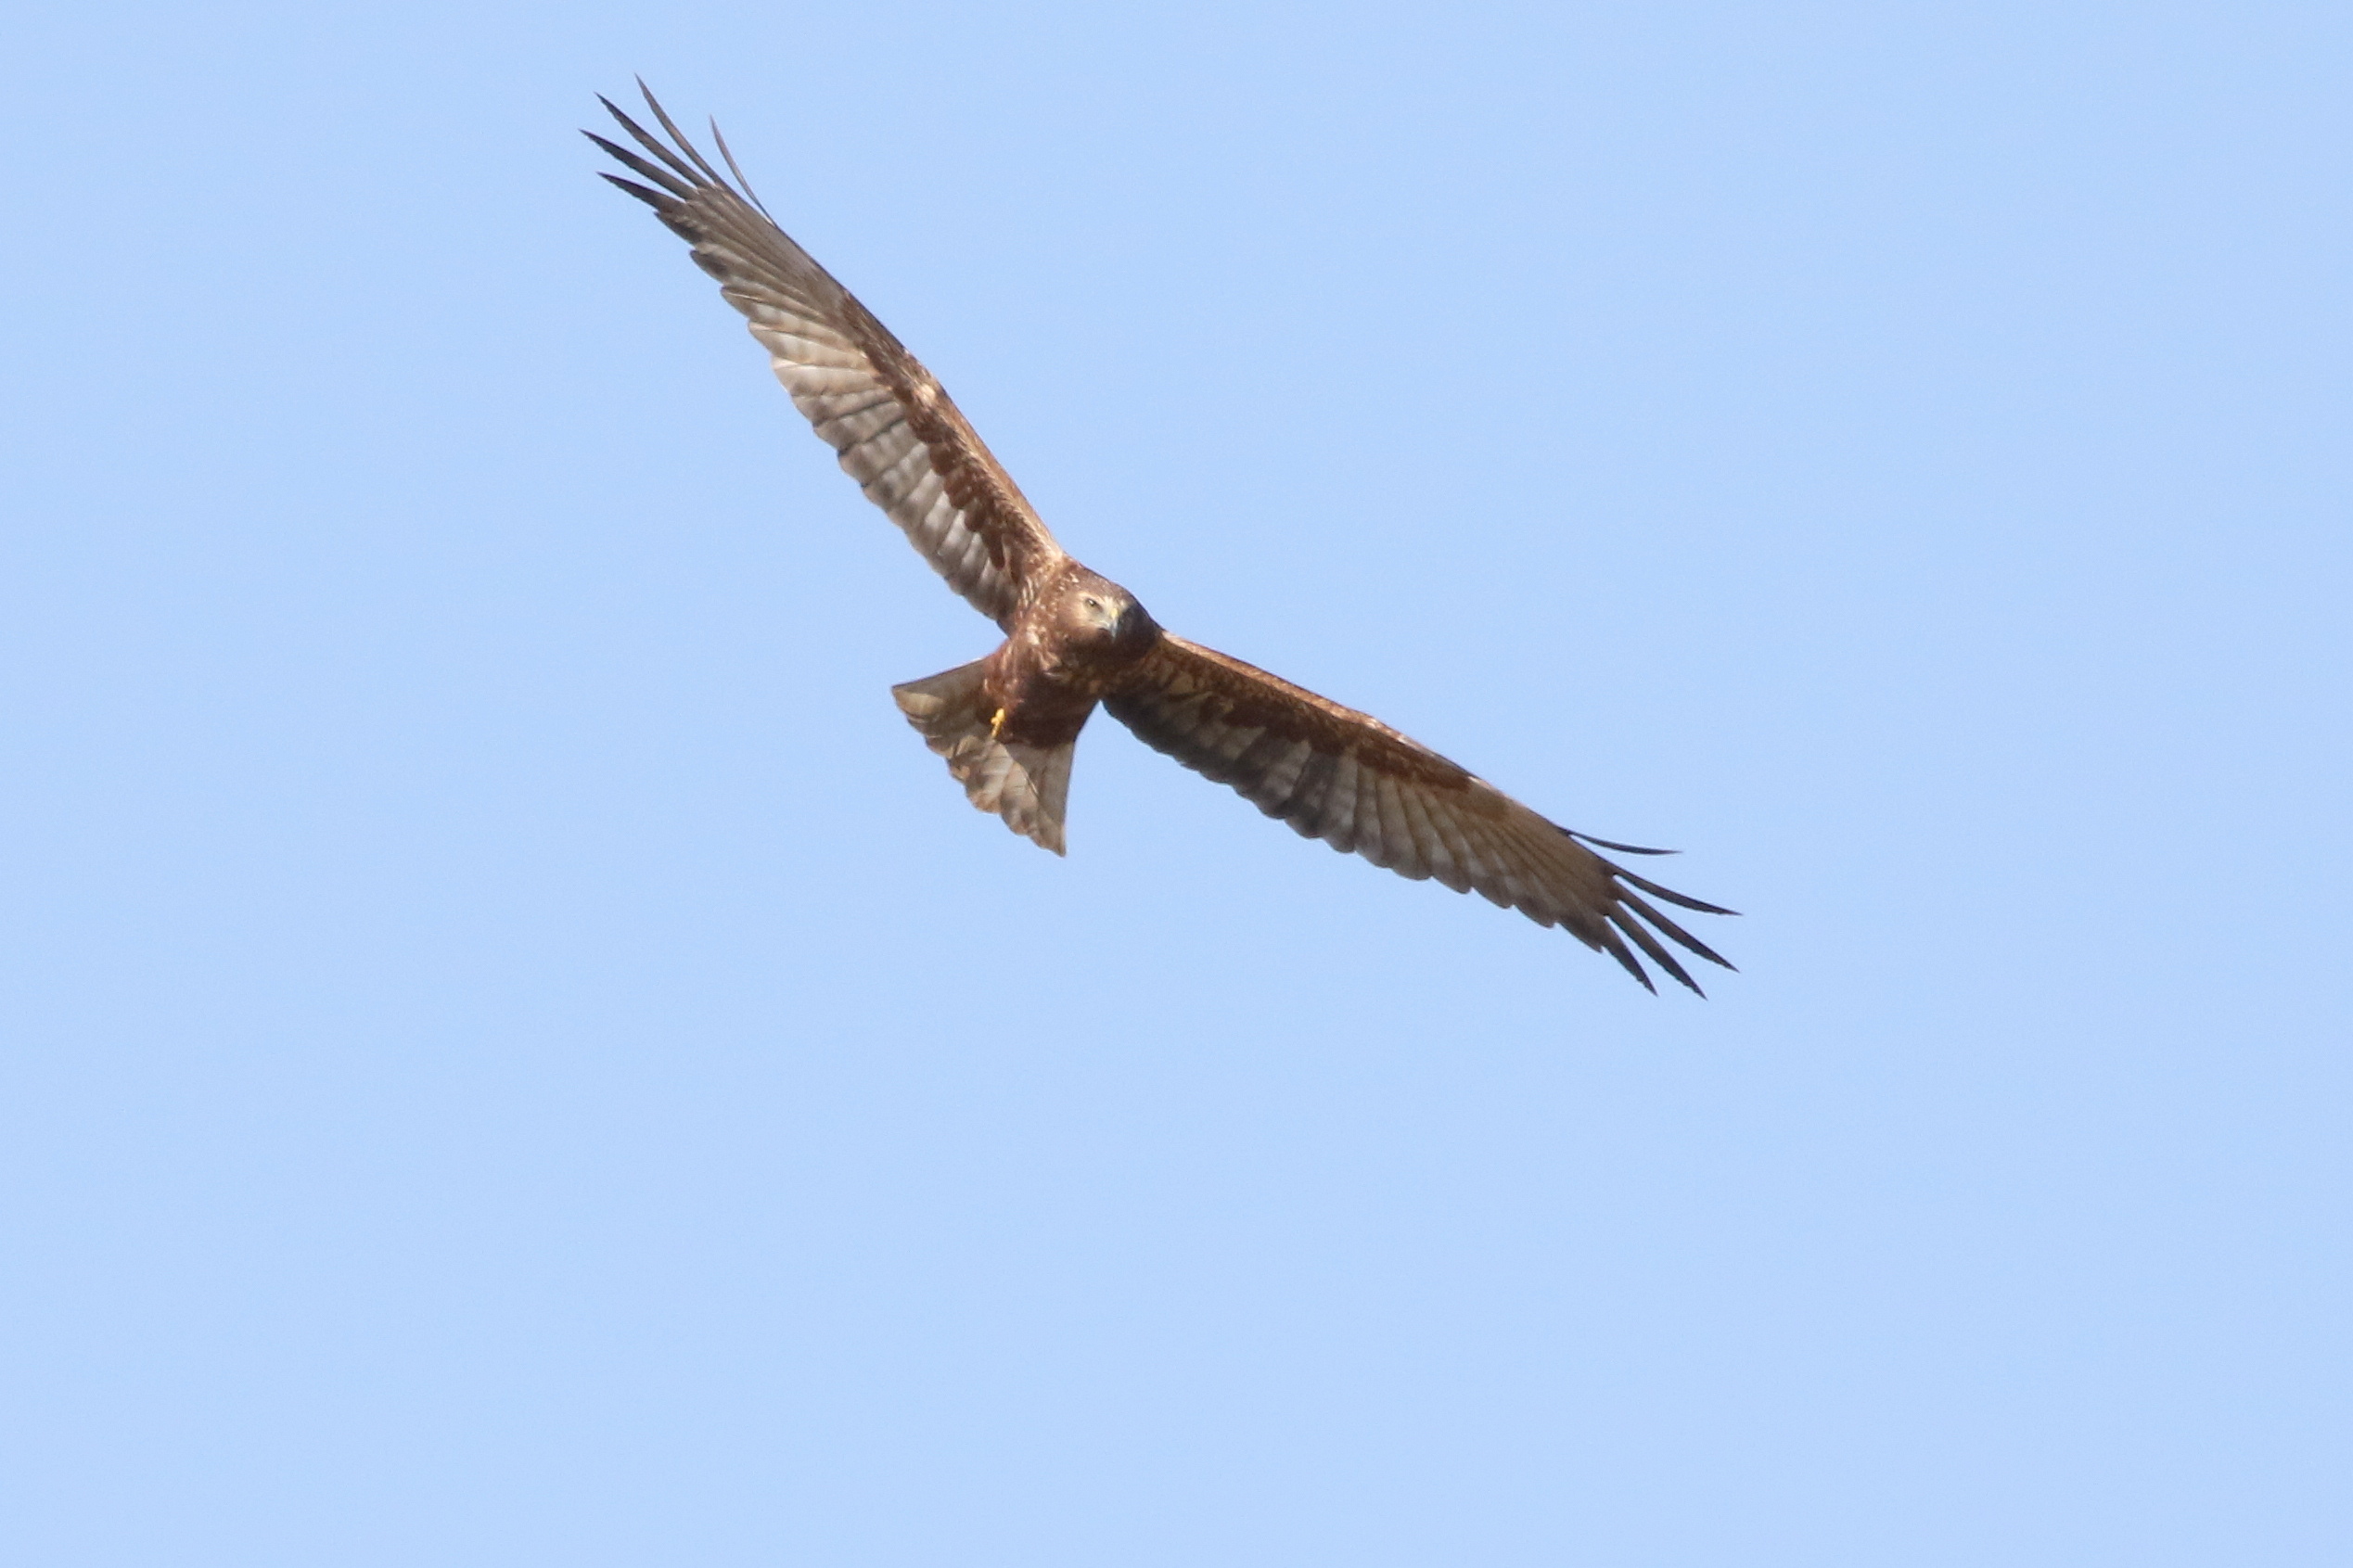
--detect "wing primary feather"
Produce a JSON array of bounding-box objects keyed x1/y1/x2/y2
[
  {"x1": 597, "y1": 96, "x2": 705, "y2": 186},
  {"x1": 1593, "y1": 924, "x2": 1658, "y2": 993},
  {"x1": 597, "y1": 173, "x2": 674, "y2": 211},
  {"x1": 634, "y1": 79, "x2": 730, "y2": 187},
  {"x1": 583, "y1": 133, "x2": 696, "y2": 199},
  {"x1": 709, "y1": 119, "x2": 775, "y2": 220},
  {"x1": 1608, "y1": 908, "x2": 1704, "y2": 996},
  {"x1": 1567, "y1": 829, "x2": 1677, "y2": 856},
  {"x1": 1617, "y1": 888, "x2": 1737, "y2": 973},
  {"x1": 1616, "y1": 865, "x2": 1739, "y2": 917}
]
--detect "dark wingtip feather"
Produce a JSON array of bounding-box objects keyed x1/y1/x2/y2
[
  {"x1": 1567, "y1": 828, "x2": 1678, "y2": 856},
  {"x1": 1593, "y1": 926, "x2": 1658, "y2": 993},
  {"x1": 1617, "y1": 888, "x2": 1737, "y2": 975},
  {"x1": 599, "y1": 92, "x2": 706, "y2": 187},
  {"x1": 584, "y1": 131, "x2": 695, "y2": 198},
  {"x1": 1617, "y1": 865, "x2": 1739, "y2": 917},
  {"x1": 1609, "y1": 909, "x2": 1706, "y2": 996},
  {"x1": 635, "y1": 80, "x2": 728, "y2": 186},
  {"x1": 710, "y1": 117, "x2": 774, "y2": 220},
  {"x1": 597, "y1": 172, "x2": 676, "y2": 211}
]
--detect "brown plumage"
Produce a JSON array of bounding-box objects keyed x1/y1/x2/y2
[{"x1": 590, "y1": 85, "x2": 1736, "y2": 994}]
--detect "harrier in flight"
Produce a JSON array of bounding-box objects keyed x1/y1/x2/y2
[{"x1": 590, "y1": 88, "x2": 1735, "y2": 993}]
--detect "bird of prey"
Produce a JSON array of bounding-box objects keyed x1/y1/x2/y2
[{"x1": 589, "y1": 87, "x2": 1736, "y2": 994}]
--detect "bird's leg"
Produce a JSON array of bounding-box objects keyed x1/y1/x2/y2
[{"x1": 990, "y1": 707, "x2": 1008, "y2": 739}]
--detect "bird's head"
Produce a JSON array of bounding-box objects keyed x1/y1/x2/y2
[{"x1": 1064, "y1": 573, "x2": 1158, "y2": 656}]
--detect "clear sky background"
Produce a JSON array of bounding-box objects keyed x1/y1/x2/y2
[{"x1": 5, "y1": 2, "x2": 2347, "y2": 1563}]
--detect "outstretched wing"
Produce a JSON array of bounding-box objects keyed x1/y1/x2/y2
[
  {"x1": 589, "y1": 87, "x2": 1066, "y2": 629},
  {"x1": 1105, "y1": 636, "x2": 1736, "y2": 993}
]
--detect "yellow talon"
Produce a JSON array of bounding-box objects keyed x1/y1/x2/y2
[{"x1": 989, "y1": 707, "x2": 1007, "y2": 739}]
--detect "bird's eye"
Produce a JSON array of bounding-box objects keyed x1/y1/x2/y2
[{"x1": 1082, "y1": 596, "x2": 1101, "y2": 611}]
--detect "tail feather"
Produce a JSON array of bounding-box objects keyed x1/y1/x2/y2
[{"x1": 891, "y1": 660, "x2": 1074, "y2": 854}]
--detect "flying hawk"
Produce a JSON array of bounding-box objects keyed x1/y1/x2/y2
[{"x1": 590, "y1": 87, "x2": 1735, "y2": 994}]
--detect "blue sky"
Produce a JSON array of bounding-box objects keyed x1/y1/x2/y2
[{"x1": 5, "y1": 2, "x2": 2348, "y2": 1562}]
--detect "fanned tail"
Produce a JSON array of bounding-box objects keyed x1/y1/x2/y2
[{"x1": 891, "y1": 660, "x2": 1074, "y2": 855}]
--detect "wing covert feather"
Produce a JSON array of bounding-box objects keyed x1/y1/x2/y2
[
  {"x1": 590, "y1": 90, "x2": 1065, "y2": 628},
  {"x1": 1105, "y1": 635, "x2": 1735, "y2": 993}
]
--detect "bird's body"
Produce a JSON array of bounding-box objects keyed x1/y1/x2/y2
[
  {"x1": 978, "y1": 566, "x2": 1157, "y2": 750},
  {"x1": 591, "y1": 87, "x2": 1736, "y2": 993}
]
